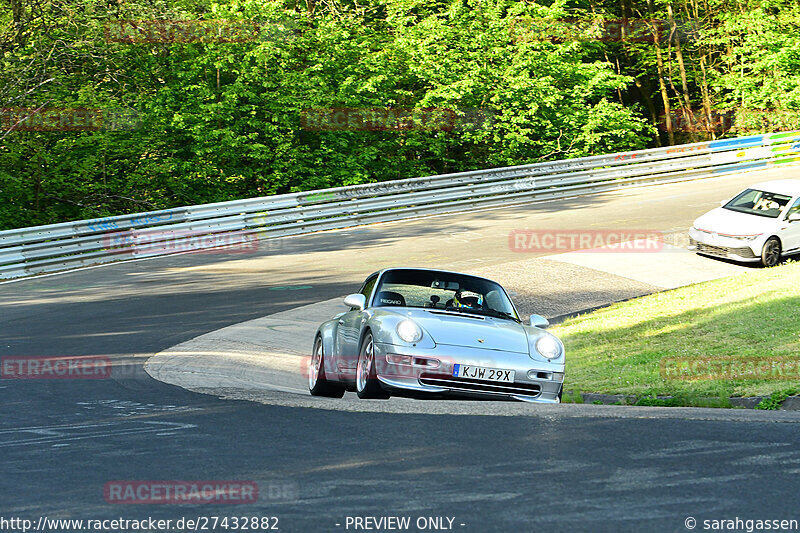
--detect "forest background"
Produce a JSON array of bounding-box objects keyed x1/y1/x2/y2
[{"x1": 1, "y1": 0, "x2": 798, "y2": 229}]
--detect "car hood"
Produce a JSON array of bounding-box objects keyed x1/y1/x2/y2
[
  {"x1": 693, "y1": 207, "x2": 778, "y2": 235},
  {"x1": 401, "y1": 309, "x2": 529, "y2": 354}
]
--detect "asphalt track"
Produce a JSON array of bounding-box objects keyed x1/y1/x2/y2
[{"x1": 3, "y1": 170, "x2": 800, "y2": 533}]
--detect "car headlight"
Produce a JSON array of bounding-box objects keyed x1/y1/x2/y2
[
  {"x1": 535, "y1": 334, "x2": 563, "y2": 360},
  {"x1": 734, "y1": 233, "x2": 762, "y2": 241},
  {"x1": 396, "y1": 320, "x2": 423, "y2": 343}
]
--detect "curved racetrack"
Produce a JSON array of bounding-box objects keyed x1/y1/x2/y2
[{"x1": 3, "y1": 170, "x2": 800, "y2": 533}]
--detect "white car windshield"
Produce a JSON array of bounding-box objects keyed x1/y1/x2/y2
[
  {"x1": 723, "y1": 189, "x2": 792, "y2": 219},
  {"x1": 373, "y1": 269, "x2": 520, "y2": 321}
]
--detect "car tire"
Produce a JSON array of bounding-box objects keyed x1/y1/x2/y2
[
  {"x1": 761, "y1": 237, "x2": 782, "y2": 267},
  {"x1": 309, "y1": 336, "x2": 345, "y2": 398},
  {"x1": 356, "y1": 332, "x2": 390, "y2": 399}
]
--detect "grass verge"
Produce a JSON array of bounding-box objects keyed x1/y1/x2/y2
[{"x1": 552, "y1": 260, "x2": 800, "y2": 405}]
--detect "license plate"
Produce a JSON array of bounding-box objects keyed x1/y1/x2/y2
[{"x1": 452, "y1": 364, "x2": 514, "y2": 383}]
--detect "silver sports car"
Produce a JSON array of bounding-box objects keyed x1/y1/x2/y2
[{"x1": 308, "y1": 268, "x2": 565, "y2": 403}]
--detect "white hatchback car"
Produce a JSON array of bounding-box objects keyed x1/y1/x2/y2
[{"x1": 688, "y1": 179, "x2": 800, "y2": 267}]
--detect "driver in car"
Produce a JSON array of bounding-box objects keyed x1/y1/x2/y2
[{"x1": 453, "y1": 290, "x2": 484, "y2": 309}]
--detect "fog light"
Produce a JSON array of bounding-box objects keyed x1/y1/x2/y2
[
  {"x1": 527, "y1": 370, "x2": 565, "y2": 381},
  {"x1": 386, "y1": 354, "x2": 412, "y2": 365},
  {"x1": 414, "y1": 357, "x2": 440, "y2": 369}
]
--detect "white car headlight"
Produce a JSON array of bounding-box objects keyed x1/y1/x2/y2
[
  {"x1": 396, "y1": 320, "x2": 423, "y2": 343},
  {"x1": 535, "y1": 334, "x2": 563, "y2": 360},
  {"x1": 735, "y1": 233, "x2": 762, "y2": 241}
]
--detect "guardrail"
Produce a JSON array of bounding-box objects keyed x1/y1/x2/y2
[{"x1": 2, "y1": 130, "x2": 799, "y2": 280}]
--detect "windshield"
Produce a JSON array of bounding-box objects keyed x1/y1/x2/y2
[
  {"x1": 723, "y1": 189, "x2": 792, "y2": 219},
  {"x1": 372, "y1": 269, "x2": 520, "y2": 321}
]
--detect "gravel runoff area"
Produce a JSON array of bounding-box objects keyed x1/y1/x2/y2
[{"x1": 468, "y1": 257, "x2": 658, "y2": 322}]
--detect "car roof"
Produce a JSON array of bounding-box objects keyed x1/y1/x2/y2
[
  {"x1": 749, "y1": 179, "x2": 800, "y2": 197},
  {"x1": 368, "y1": 267, "x2": 503, "y2": 286},
  {"x1": 365, "y1": 267, "x2": 520, "y2": 317}
]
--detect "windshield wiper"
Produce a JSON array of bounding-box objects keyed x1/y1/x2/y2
[
  {"x1": 443, "y1": 306, "x2": 520, "y2": 322},
  {"x1": 480, "y1": 309, "x2": 521, "y2": 322}
]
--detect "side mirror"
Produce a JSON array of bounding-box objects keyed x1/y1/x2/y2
[
  {"x1": 529, "y1": 314, "x2": 549, "y2": 328},
  {"x1": 343, "y1": 293, "x2": 366, "y2": 310},
  {"x1": 788, "y1": 213, "x2": 800, "y2": 222}
]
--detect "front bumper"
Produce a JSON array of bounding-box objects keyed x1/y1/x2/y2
[
  {"x1": 373, "y1": 342, "x2": 564, "y2": 403},
  {"x1": 688, "y1": 227, "x2": 761, "y2": 262}
]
